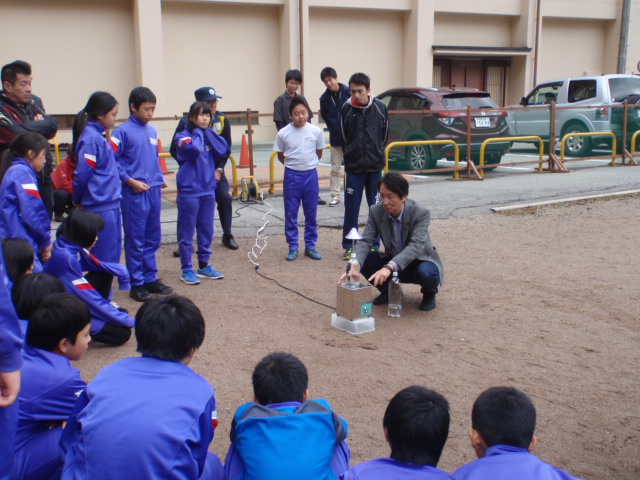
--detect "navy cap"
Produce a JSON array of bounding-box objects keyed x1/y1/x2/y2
[{"x1": 194, "y1": 87, "x2": 221, "y2": 101}]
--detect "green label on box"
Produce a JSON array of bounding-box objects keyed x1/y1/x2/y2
[{"x1": 361, "y1": 302, "x2": 372, "y2": 316}]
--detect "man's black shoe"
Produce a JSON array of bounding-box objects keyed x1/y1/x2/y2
[
  {"x1": 222, "y1": 235, "x2": 238, "y2": 250},
  {"x1": 318, "y1": 197, "x2": 327, "y2": 205},
  {"x1": 419, "y1": 293, "x2": 437, "y2": 311},
  {"x1": 129, "y1": 286, "x2": 151, "y2": 302},
  {"x1": 144, "y1": 280, "x2": 173, "y2": 295},
  {"x1": 173, "y1": 249, "x2": 180, "y2": 258},
  {"x1": 373, "y1": 291, "x2": 389, "y2": 306}
]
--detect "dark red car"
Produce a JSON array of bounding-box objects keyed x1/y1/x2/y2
[{"x1": 377, "y1": 87, "x2": 510, "y2": 170}]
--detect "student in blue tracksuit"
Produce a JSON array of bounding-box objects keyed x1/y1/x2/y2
[
  {"x1": 0, "y1": 132, "x2": 52, "y2": 272},
  {"x1": 72, "y1": 91, "x2": 121, "y2": 297},
  {"x1": 12, "y1": 273, "x2": 66, "y2": 337},
  {"x1": 2, "y1": 237, "x2": 34, "y2": 287},
  {"x1": 451, "y1": 387, "x2": 583, "y2": 480},
  {"x1": 0, "y1": 253, "x2": 23, "y2": 480},
  {"x1": 44, "y1": 208, "x2": 133, "y2": 346},
  {"x1": 340, "y1": 386, "x2": 451, "y2": 480},
  {"x1": 15, "y1": 293, "x2": 90, "y2": 480},
  {"x1": 174, "y1": 101, "x2": 229, "y2": 285},
  {"x1": 111, "y1": 87, "x2": 173, "y2": 302},
  {"x1": 60, "y1": 295, "x2": 224, "y2": 480},
  {"x1": 225, "y1": 352, "x2": 350, "y2": 480}
]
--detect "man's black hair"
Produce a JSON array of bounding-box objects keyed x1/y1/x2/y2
[
  {"x1": 2, "y1": 238, "x2": 34, "y2": 283},
  {"x1": 12, "y1": 273, "x2": 66, "y2": 321},
  {"x1": 1, "y1": 60, "x2": 31, "y2": 86},
  {"x1": 378, "y1": 171, "x2": 409, "y2": 198},
  {"x1": 472, "y1": 386, "x2": 537, "y2": 449},
  {"x1": 288, "y1": 96, "x2": 310, "y2": 115},
  {"x1": 320, "y1": 67, "x2": 337, "y2": 82},
  {"x1": 27, "y1": 293, "x2": 90, "y2": 351},
  {"x1": 129, "y1": 86, "x2": 157, "y2": 112},
  {"x1": 285, "y1": 69, "x2": 303, "y2": 84},
  {"x1": 135, "y1": 295, "x2": 205, "y2": 362},
  {"x1": 252, "y1": 352, "x2": 308, "y2": 405},
  {"x1": 348, "y1": 72, "x2": 370, "y2": 90},
  {"x1": 383, "y1": 385, "x2": 450, "y2": 467},
  {"x1": 60, "y1": 208, "x2": 105, "y2": 249},
  {"x1": 188, "y1": 101, "x2": 212, "y2": 119}
]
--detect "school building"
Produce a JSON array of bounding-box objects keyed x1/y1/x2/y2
[{"x1": 3, "y1": 0, "x2": 639, "y2": 142}]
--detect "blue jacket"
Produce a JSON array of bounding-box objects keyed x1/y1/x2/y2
[
  {"x1": 320, "y1": 83, "x2": 350, "y2": 147},
  {"x1": 451, "y1": 445, "x2": 583, "y2": 480},
  {"x1": 0, "y1": 157, "x2": 51, "y2": 251},
  {"x1": 43, "y1": 236, "x2": 133, "y2": 335},
  {"x1": 60, "y1": 356, "x2": 217, "y2": 480},
  {"x1": 111, "y1": 115, "x2": 166, "y2": 189},
  {"x1": 0, "y1": 255, "x2": 22, "y2": 372},
  {"x1": 170, "y1": 112, "x2": 232, "y2": 168},
  {"x1": 72, "y1": 119, "x2": 122, "y2": 211},
  {"x1": 340, "y1": 457, "x2": 450, "y2": 480},
  {"x1": 174, "y1": 126, "x2": 228, "y2": 198},
  {"x1": 226, "y1": 399, "x2": 349, "y2": 480}
]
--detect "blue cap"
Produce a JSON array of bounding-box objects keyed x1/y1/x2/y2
[{"x1": 194, "y1": 87, "x2": 221, "y2": 101}]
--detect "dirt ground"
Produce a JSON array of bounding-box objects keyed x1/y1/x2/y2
[{"x1": 76, "y1": 195, "x2": 640, "y2": 479}]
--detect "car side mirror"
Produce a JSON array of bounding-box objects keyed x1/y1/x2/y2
[{"x1": 520, "y1": 97, "x2": 527, "y2": 106}]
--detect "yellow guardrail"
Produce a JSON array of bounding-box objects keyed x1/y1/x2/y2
[
  {"x1": 631, "y1": 131, "x2": 640, "y2": 156},
  {"x1": 384, "y1": 140, "x2": 460, "y2": 178},
  {"x1": 480, "y1": 136, "x2": 544, "y2": 177},
  {"x1": 560, "y1": 131, "x2": 616, "y2": 166}
]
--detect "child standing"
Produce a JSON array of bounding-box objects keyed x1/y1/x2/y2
[
  {"x1": 60, "y1": 295, "x2": 224, "y2": 480},
  {"x1": 451, "y1": 386, "x2": 583, "y2": 480},
  {"x1": 72, "y1": 91, "x2": 121, "y2": 297},
  {"x1": 174, "y1": 101, "x2": 229, "y2": 285},
  {"x1": 274, "y1": 96, "x2": 325, "y2": 261},
  {"x1": 110, "y1": 87, "x2": 173, "y2": 302},
  {"x1": 225, "y1": 352, "x2": 350, "y2": 480},
  {"x1": 14, "y1": 293, "x2": 90, "y2": 480},
  {"x1": 0, "y1": 132, "x2": 52, "y2": 272}
]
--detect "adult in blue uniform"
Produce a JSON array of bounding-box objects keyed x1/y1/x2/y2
[
  {"x1": 15, "y1": 293, "x2": 90, "y2": 480},
  {"x1": 170, "y1": 87, "x2": 238, "y2": 250},
  {"x1": 72, "y1": 91, "x2": 122, "y2": 298},
  {"x1": 44, "y1": 209, "x2": 134, "y2": 345},
  {"x1": 451, "y1": 387, "x2": 584, "y2": 480},
  {"x1": 111, "y1": 87, "x2": 173, "y2": 302},
  {"x1": 340, "y1": 386, "x2": 450, "y2": 480},
  {"x1": 0, "y1": 253, "x2": 23, "y2": 480},
  {"x1": 61, "y1": 295, "x2": 224, "y2": 480},
  {"x1": 0, "y1": 132, "x2": 52, "y2": 272}
]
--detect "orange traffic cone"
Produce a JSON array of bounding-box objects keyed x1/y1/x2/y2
[
  {"x1": 239, "y1": 134, "x2": 250, "y2": 168},
  {"x1": 157, "y1": 138, "x2": 170, "y2": 174}
]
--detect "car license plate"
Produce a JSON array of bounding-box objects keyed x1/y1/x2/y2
[{"x1": 475, "y1": 117, "x2": 491, "y2": 128}]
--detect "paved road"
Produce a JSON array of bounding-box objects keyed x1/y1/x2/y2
[{"x1": 149, "y1": 143, "x2": 640, "y2": 243}]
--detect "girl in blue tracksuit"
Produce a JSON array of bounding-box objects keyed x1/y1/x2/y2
[
  {"x1": 43, "y1": 209, "x2": 134, "y2": 346},
  {"x1": 71, "y1": 91, "x2": 121, "y2": 297},
  {"x1": 174, "y1": 101, "x2": 229, "y2": 285},
  {"x1": 0, "y1": 132, "x2": 52, "y2": 273}
]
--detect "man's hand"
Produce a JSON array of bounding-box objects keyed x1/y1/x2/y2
[
  {"x1": 127, "y1": 178, "x2": 149, "y2": 194},
  {"x1": 39, "y1": 244, "x2": 53, "y2": 262},
  {"x1": 0, "y1": 370, "x2": 21, "y2": 407},
  {"x1": 368, "y1": 268, "x2": 391, "y2": 287},
  {"x1": 34, "y1": 114, "x2": 44, "y2": 121},
  {"x1": 215, "y1": 169, "x2": 221, "y2": 182}
]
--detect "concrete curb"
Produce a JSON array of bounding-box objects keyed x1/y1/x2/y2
[{"x1": 491, "y1": 189, "x2": 640, "y2": 212}]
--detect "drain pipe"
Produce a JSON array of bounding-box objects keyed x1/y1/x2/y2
[
  {"x1": 617, "y1": 0, "x2": 631, "y2": 73},
  {"x1": 299, "y1": 0, "x2": 305, "y2": 95},
  {"x1": 533, "y1": 0, "x2": 541, "y2": 86}
]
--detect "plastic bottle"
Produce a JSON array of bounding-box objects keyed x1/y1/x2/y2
[
  {"x1": 388, "y1": 271, "x2": 402, "y2": 317},
  {"x1": 347, "y1": 252, "x2": 360, "y2": 287}
]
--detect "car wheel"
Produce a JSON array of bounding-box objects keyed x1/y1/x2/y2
[
  {"x1": 404, "y1": 143, "x2": 435, "y2": 170},
  {"x1": 562, "y1": 123, "x2": 592, "y2": 157}
]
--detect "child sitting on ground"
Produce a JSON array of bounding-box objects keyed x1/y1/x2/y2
[
  {"x1": 451, "y1": 386, "x2": 583, "y2": 480},
  {"x1": 15, "y1": 293, "x2": 90, "y2": 480},
  {"x1": 224, "y1": 352, "x2": 350, "y2": 480},
  {"x1": 12, "y1": 273, "x2": 66, "y2": 337},
  {"x1": 340, "y1": 385, "x2": 450, "y2": 479},
  {"x1": 60, "y1": 295, "x2": 224, "y2": 479},
  {"x1": 274, "y1": 96, "x2": 326, "y2": 261},
  {"x1": 2, "y1": 238, "x2": 34, "y2": 286}
]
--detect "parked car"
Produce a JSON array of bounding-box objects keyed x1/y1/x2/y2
[
  {"x1": 508, "y1": 74, "x2": 640, "y2": 157},
  {"x1": 377, "y1": 87, "x2": 510, "y2": 170}
]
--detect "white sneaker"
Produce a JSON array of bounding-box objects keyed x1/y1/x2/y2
[{"x1": 330, "y1": 198, "x2": 341, "y2": 207}]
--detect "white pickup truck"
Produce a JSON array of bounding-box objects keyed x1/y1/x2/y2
[{"x1": 508, "y1": 74, "x2": 640, "y2": 156}]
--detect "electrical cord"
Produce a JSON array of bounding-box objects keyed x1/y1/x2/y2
[{"x1": 254, "y1": 267, "x2": 335, "y2": 310}]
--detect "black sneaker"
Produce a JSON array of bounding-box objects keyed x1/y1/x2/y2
[
  {"x1": 318, "y1": 197, "x2": 327, "y2": 205},
  {"x1": 419, "y1": 293, "x2": 437, "y2": 311},
  {"x1": 144, "y1": 280, "x2": 173, "y2": 295},
  {"x1": 173, "y1": 249, "x2": 180, "y2": 258},
  {"x1": 222, "y1": 234, "x2": 238, "y2": 250},
  {"x1": 129, "y1": 286, "x2": 151, "y2": 302},
  {"x1": 373, "y1": 291, "x2": 389, "y2": 305}
]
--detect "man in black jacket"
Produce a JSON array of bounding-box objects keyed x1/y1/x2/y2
[
  {"x1": 340, "y1": 72, "x2": 389, "y2": 260},
  {"x1": 0, "y1": 60, "x2": 58, "y2": 218}
]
